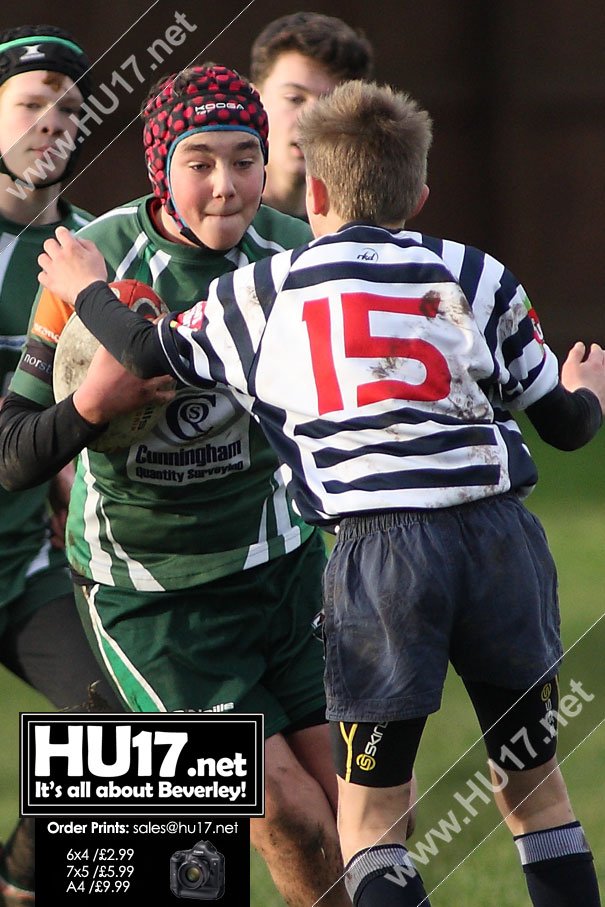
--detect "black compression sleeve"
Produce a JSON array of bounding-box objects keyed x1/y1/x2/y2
[
  {"x1": 75, "y1": 281, "x2": 171, "y2": 379},
  {"x1": 0, "y1": 392, "x2": 106, "y2": 491},
  {"x1": 525, "y1": 384, "x2": 602, "y2": 450}
]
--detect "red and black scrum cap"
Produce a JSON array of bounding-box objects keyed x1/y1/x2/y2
[{"x1": 142, "y1": 64, "x2": 269, "y2": 222}]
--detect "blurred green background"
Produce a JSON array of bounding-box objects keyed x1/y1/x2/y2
[{"x1": 2, "y1": 418, "x2": 604, "y2": 905}]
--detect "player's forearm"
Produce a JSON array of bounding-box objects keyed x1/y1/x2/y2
[
  {"x1": 525, "y1": 384, "x2": 602, "y2": 450},
  {"x1": 0, "y1": 392, "x2": 104, "y2": 491},
  {"x1": 75, "y1": 281, "x2": 170, "y2": 379}
]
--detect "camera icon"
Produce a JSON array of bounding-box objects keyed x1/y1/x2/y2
[{"x1": 170, "y1": 840, "x2": 225, "y2": 900}]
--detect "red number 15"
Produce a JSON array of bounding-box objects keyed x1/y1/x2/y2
[{"x1": 302, "y1": 292, "x2": 451, "y2": 415}]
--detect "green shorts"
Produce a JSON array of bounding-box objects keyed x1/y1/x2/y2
[{"x1": 73, "y1": 531, "x2": 327, "y2": 738}]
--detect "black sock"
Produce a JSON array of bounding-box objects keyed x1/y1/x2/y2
[
  {"x1": 345, "y1": 844, "x2": 431, "y2": 906},
  {"x1": 515, "y1": 822, "x2": 601, "y2": 906}
]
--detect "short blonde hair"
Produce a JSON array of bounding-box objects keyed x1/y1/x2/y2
[{"x1": 299, "y1": 80, "x2": 433, "y2": 225}]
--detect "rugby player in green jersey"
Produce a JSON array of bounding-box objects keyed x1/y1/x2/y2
[
  {"x1": 0, "y1": 64, "x2": 347, "y2": 906},
  {"x1": 0, "y1": 24, "x2": 123, "y2": 906}
]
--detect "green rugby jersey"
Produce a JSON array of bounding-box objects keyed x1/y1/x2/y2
[
  {"x1": 0, "y1": 201, "x2": 93, "y2": 610},
  {"x1": 11, "y1": 196, "x2": 314, "y2": 591}
]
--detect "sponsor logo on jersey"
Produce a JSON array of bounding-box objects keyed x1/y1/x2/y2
[
  {"x1": 134, "y1": 438, "x2": 242, "y2": 468},
  {"x1": 528, "y1": 307, "x2": 544, "y2": 345},
  {"x1": 125, "y1": 387, "x2": 252, "y2": 485},
  {"x1": 31, "y1": 322, "x2": 61, "y2": 345},
  {"x1": 31, "y1": 288, "x2": 72, "y2": 346},
  {"x1": 165, "y1": 391, "x2": 229, "y2": 440},
  {"x1": 523, "y1": 294, "x2": 545, "y2": 346},
  {"x1": 176, "y1": 300, "x2": 206, "y2": 331},
  {"x1": 20, "y1": 339, "x2": 54, "y2": 383}
]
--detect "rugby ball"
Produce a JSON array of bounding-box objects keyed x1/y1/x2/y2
[{"x1": 53, "y1": 279, "x2": 170, "y2": 453}]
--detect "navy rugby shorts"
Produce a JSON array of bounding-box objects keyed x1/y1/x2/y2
[{"x1": 322, "y1": 493, "x2": 562, "y2": 723}]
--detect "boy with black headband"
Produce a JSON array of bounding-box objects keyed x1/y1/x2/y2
[
  {"x1": 0, "y1": 64, "x2": 349, "y2": 906},
  {"x1": 39, "y1": 78, "x2": 605, "y2": 907},
  {"x1": 0, "y1": 23, "x2": 122, "y2": 907}
]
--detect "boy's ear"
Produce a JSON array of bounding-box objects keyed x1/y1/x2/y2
[
  {"x1": 410, "y1": 184, "x2": 430, "y2": 220},
  {"x1": 307, "y1": 175, "x2": 329, "y2": 216}
]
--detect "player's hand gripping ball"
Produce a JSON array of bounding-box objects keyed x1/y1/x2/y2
[{"x1": 53, "y1": 279, "x2": 170, "y2": 452}]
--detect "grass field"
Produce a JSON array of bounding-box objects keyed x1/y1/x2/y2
[{"x1": 2, "y1": 418, "x2": 604, "y2": 904}]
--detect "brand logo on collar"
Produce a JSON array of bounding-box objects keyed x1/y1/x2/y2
[{"x1": 357, "y1": 248, "x2": 378, "y2": 261}]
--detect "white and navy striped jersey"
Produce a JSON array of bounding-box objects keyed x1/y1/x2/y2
[{"x1": 156, "y1": 223, "x2": 558, "y2": 525}]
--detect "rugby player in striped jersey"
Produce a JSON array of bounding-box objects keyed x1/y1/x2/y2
[{"x1": 37, "y1": 80, "x2": 605, "y2": 907}]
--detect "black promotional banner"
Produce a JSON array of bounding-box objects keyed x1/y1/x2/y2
[
  {"x1": 21, "y1": 712, "x2": 264, "y2": 818},
  {"x1": 20, "y1": 713, "x2": 262, "y2": 903},
  {"x1": 35, "y1": 816, "x2": 250, "y2": 904}
]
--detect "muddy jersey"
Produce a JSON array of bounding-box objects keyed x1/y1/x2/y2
[
  {"x1": 10, "y1": 197, "x2": 313, "y2": 591},
  {"x1": 151, "y1": 223, "x2": 560, "y2": 523},
  {"x1": 0, "y1": 201, "x2": 92, "y2": 610}
]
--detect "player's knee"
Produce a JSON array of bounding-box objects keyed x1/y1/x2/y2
[
  {"x1": 250, "y1": 800, "x2": 336, "y2": 872},
  {"x1": 498, "y1": 756, "x2": 570, "y2": 824},
  {"x1": 251, "y1": 757, "x2": 336, "y2": 857},
  {"x1": 262, "y1": 755, "x2": 319, "y2": 822},
  {"x1": 251, "y1": 807, "x2": 326, "y2": 857},
  {"x1": 263, "y1": 732, "x2": 329, "y2": 809}
]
